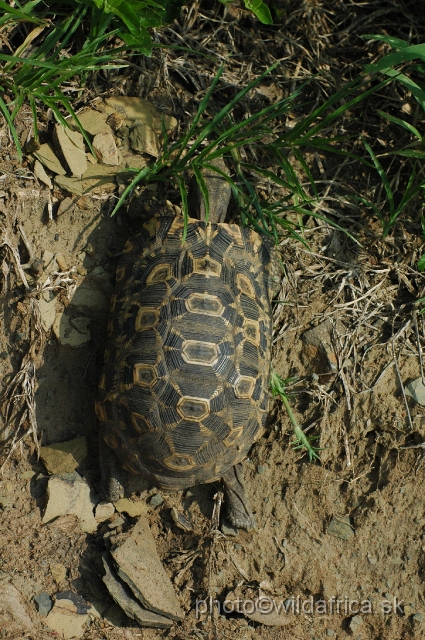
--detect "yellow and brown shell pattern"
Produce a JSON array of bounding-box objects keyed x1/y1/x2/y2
[{"x1": 96, "y1": 216, "x2": 273, "y2": 491}]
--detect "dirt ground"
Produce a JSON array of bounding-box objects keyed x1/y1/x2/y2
[{"x1": 1, "y1": 0, "x2": 425, "y2": 639}]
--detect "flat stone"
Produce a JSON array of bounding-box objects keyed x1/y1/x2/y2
[
  {"x1": 33, "y1": 143, "x2": 66, "y2": 175},
  {"x1": 46, "y1": 593, "x2": 90, "y2": 639},
  {"x1": 114, "y1": 498, "x2": 148, "y2": 518},
  {"x1": 34, "y1": 159, "x2": 53, "y2": 188},
  {"x1": 95, "y1": 502, "x2": 115, "y2": 522},
  {"x1": 38, "y1": 290, "x2": 57, "y2": 332},
  {"x1": 327, "y1": 515, "x2": 354, "y2": 541},
  {"x1": 257, "y1": 464, "x2": 268, "y2": 475},
  {"x1": 302, "y1": 319, "x2": 346, "y2": 374},
  {"x1": 53, "y1": 124, "x2": 87, "y2": 177},
  {"x1": 405, "y1": 378, "x2": 425, "y2": 406},
  {"x1": 122, "y1": 153, "x2": 148, "y2": 170},
  {"x1": 102, "y1": 555, "x2": 173, "y2": 628},
  {"x1": 70, "y1": 282, "x2": 110, "y2": 314},
  {"x1": 221, "y1": 519, "x2": 239, "y2": 537},
  {"x1": 349, "y1": 615, "x2": 363, "y2": 632},
  {"x1": 103, "y1": 96, "x2": 176, "y2": 157},
  {"x1": 0, "y1": 496, "x2": 14, "y2": 507},
  {"x1": 55, "y1": 175, "x2": 84, "y2": 196},
  {"x1": 111, "y1": 514, "x2": 184, "y2": 621},
  {"x1": 76, "y1": 109, "x2": 112, "y2": 136},
  {"x1": 81, "y1": 162, "x2": 118, "y2": 193},
  {"x1": 42, "y1": 472, "x2": 97, "y2": 533},
  {"x1": 93, "y1": 132, "x2": 120, "y2": 166},
  {"x1": 53, "y1": 313, "x2": 91, "y2": 347},
  {"x1": 34, "y1": 591, "x2": 53, "y2": 616},
  {"x1": 0, "y1": 578, "x2": 33, "y2": 633}
]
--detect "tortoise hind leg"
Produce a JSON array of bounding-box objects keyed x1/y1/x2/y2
[
  {"x1": 98, "y1": 433, "x2": 126, "y2": 503},
  {"x1": 222, "y1": 463, "x2": 256, "y2": 531}
]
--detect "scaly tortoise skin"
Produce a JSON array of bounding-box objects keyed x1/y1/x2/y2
[{"x1": 96, "y1": 164, "x2": 276, "y2": 530}]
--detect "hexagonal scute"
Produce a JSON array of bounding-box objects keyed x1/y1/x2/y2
[
  {"x1": 182, "y1": 340, "x2": 219, "y2": 366},
  {"x1": 135, "y1": 307, "x2": 159, "y2": 331},
  {"x1": 193, "y1": 256, "x2": 221, "y2": 277},
  {"x1": 177, "y1": 396, "x2": 210, "y2": 421},
  {"x1": 235, "y1": 376, "x2": 256, "y2": 398},
  {"x1": 244, "y1": 320, "x2": 260, "y2": 346},
  {"x1": 164, "y1": 453, "x2": 196, "y2": 471},
  {"x1": 133, "y1": 363, "x2": 157, "y2": 387},
  {"x1": 236, "y1": 273, "x2": 256, "y2": 298},
  {"x1": 146, "y1": 263, "x2": 172, "y2": 285},
  {"x1": 186, "y1": 292, "x2": 224, "y2": 316}
]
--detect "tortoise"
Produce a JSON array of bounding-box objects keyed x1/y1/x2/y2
[{"x1": 95, "y1": 160, "x2": 279, "y2": 530}]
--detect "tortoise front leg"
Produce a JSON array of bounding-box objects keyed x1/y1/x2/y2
[
  {"x1": 222, "y1": 463, "x2": 256, "y2": 531},
  {"x1": 98, "y1": 433, "x2": 126, "y2": 503}
]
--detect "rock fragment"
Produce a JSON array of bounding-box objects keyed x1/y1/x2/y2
[
  {"x1": 38, "y1": 290, "x2": 57, "y2": 332},
  {"x1": 55, "y1": 175, "x2": 84, "y2": 196},
  {"x1": 349, "y1": 614, "x2": 363, "y2": 633},
  {"x1": 111, "y1": 514, "x2": 184, "y2": 621},
  {"x1": 34, "y1": 159, "x2": 53, "y2": 188},
  {"x1": 34, "y1": 591, "x2": 53, "y2": 616},
  {"x1": 46, "y1": 592, "x2": 90, "y2": 639},
  {"x1": 53, "y1": 313, "x2": 91, "y2": 347},
  {"x1": 50, "y1": 562, "x2": 67, "y2": 584},
  {"x1": 33, "y1": 143, "x2": 66, "y2": 175},
  {"x1": 0, "y1": 578, "x2": 33, "y2": 634},
  {"x1": 405, "y1": 377, "x2": 425, "y2": 406},
  {"x1": 53, "y1": 124, "x2": 87, "y2": 177},
  {"x1": 40, "y1": 436, "x2": 87, "y2": 475},
  {"x1": 103, "y1": 96, "x2": 177, "y2": 157},
  {"x1": 42, "y1": 472, "x2": 97, "y2": 533},
  {"x1": 76, "y1": 108, "x2": 112, "y2": 136},
  {"x1": 102, "y1": 556, "x2": 173, "y2": 628},
  {"x1": 70, "y1": 282, "x2": 111, "y2": 314},
  {"x1": 81, "y1": 162, "x2": 118, "y2": 193},
  {"x1": 327, "y1": 515, "x2": 354, "y2": 541},
  {"x1": 93, "y1": 132, "x2": 120, "y2": 165},
  {"x1": 95, "y1": 502, "x2": 115, "y2": 522},
  {"x1": 114, "y1": 498, "x2": 148, "y2": 518}
]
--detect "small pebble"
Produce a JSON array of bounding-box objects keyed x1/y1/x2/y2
[
  {"x1": 221, "y1": 520, "x2": 239, "y2": 536},
  {"x1": 108, "y1": 516, "x2": 125, "y2": 530},
  {"x1": 413, "y1": 613, "x2": 423, "y2": 623},
  {"x1": 349, "y1": 615, "x2": 363, "y2": 632},
  {"x1": 34, "y1": 592, "x2": 53, "y2": 616},
  {"x1": 326, "y1": 629, "x2": 335, "y2": 637},
  {"x1": 367, "y1": 556, "x2": 378, "y2": 565},
  {"x1": 149, "y1": 494, "x2": 164, "y2": 507},
  {"x1": 257, "y1": 464, "x2": 268, "y2": 475}
]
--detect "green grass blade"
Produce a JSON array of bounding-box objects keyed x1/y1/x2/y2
[
  {"x1": 362, "y1": 137, "x2": 394, "y2": 215},
  {"x1": 0, "y1": 96, "x2": 22, "y2": 161},
  {"x1": 377, "y1": 110, "x2": 422, "y2": 141}
]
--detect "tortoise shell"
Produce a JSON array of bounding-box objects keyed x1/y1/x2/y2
[{"x1": 96, "y1": 215, "x2": 273, "y2": 492}]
